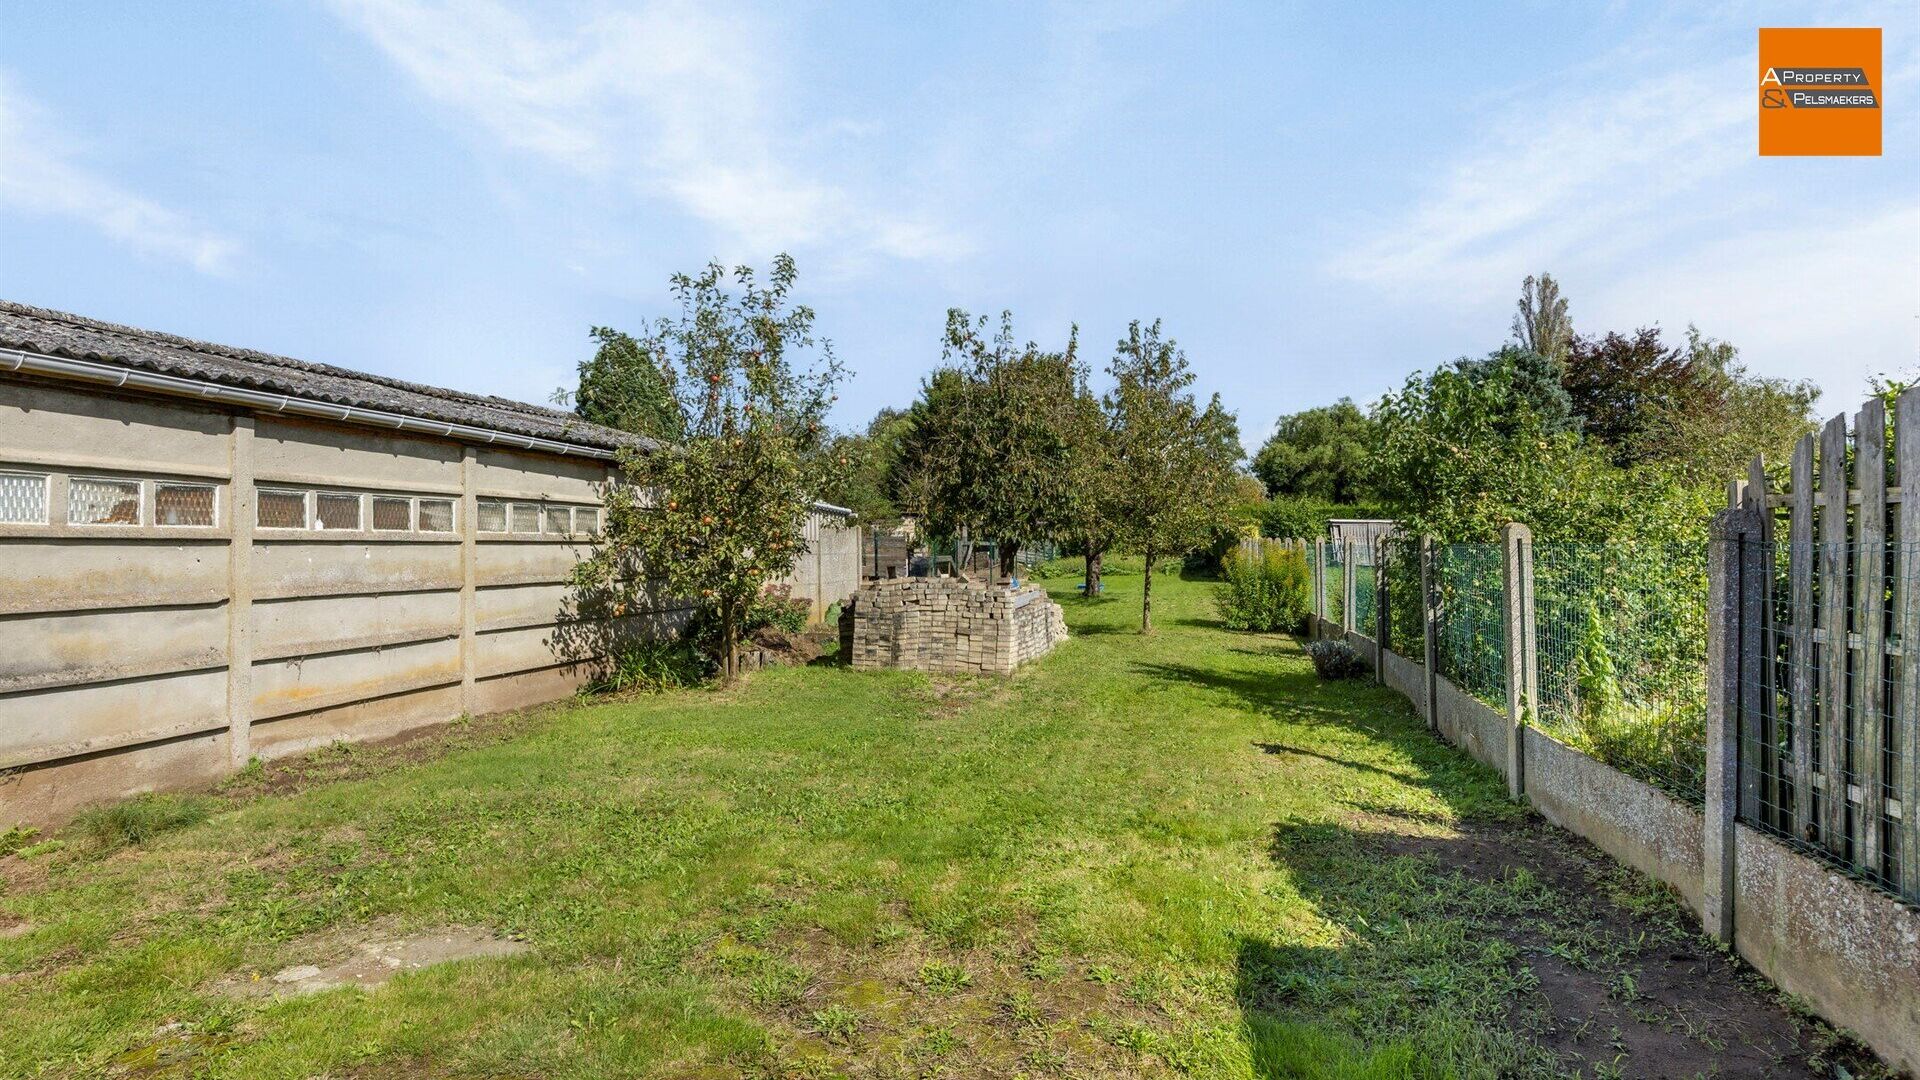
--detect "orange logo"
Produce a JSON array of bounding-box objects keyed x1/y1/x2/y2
[{"x1": 1759, "y1": 27, "x2": 1882, "y2": 156}]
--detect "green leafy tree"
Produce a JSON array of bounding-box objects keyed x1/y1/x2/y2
[
  {"x1": 1106, "y1": 319, "x2": 1241, "y2": 631},
  {"x1": 1250, "y1": 398, "x2": 1375, "y2": 500},
  {"x1": 571, "y1": 326, "x2": 685, "y2": 441},
  {"x1": 573, "y1": 255, "x2": 841, "y2": 683},
  {"x1": 819, "y1": 407, "x2": 913, "y2": 522},
  {"x1": 888, "y1": 311, "x2": 1084, "y2": 576},
  {"x1": 1060, "y1": 377, "x2": 1121, "y2": 596},
  {"x1": 1563, "y1": 325, "x2": 1817, "y2": 481},
  {"x1": 1512, "y1": 272, "x2": 1573, "y2": 366},
  {"x1": 1370, "y1": 352, "x2": 1624, "y2": 543}
]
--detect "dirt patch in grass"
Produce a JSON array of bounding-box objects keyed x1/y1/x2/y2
[
  {"x1": 702, "y1": 922, "x2": 1183, "y2": 1077},
  {"x1": 215, "y1": 921, "x2": 529, "y2": 1000},
  {"x1": 1373, "y1": 819, "x2": 1891, "y2": 1079}
]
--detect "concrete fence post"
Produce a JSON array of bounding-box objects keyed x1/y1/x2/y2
[
  {"x1": 1705, "y1": 506, "x2": 1760, "y2": 944},
  {"x1": 225, "y1": 415, "x2": 256, "y2": 767},
  {"x1": 1500, "y1": 522, "x2": 1537, "y2": 801},
  {"x1": 1421, "y1": 535, "x2": 1438, "y2": 732},
  {"x1": 1374, "y1": 541, "x2": 1389, "y2": 683},
  {"x1": 1312, "y1": 539, "x2": 1327, "y2": 638}
]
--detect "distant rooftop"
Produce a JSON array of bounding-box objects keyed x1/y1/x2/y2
[{"x1": 0, "y1": 300, "x2": 647, "y2": 454}]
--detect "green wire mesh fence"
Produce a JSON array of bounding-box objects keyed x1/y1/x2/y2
[
  {"x1": 1435, "y1": 543, "x2": 1507, "y2": 705},
  {"x1": 1533, "y1": 541, "x2": 1708, "y2": 801},
  {"x1": 1352, "y1": 554, "x2": 1377, "y2": 637},
  {"x1": 1382, "y1": 538, "x2": 1423, "y2": 662}
]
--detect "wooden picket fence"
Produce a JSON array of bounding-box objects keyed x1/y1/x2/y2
[{"x1": 1733, "y1": 393, "x2": 1919, "y2": 898}]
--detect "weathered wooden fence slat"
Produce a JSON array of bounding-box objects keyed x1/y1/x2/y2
[
  {"x1": 1789, "y1": 433, "x2": 1816, "y2": 840},
  {"x1": 1856, "y1": 399, "x2": 1889, "y2": 877},
  {"x1": 1819, "y1": 411, "x2": 1851, "y2": 858},
  {"x1": 1900, "y1": 389, "x2": 1920, "y2": 894}
]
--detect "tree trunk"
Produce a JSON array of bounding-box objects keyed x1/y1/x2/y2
[
  {"x1": 1141, "y1": 546, "x2": 1155, "y2": 633},
  {"x1": 1084, "y1": 547, "x2": 1103, "y2": 597},
  {"x1": 1001, "y1": 540, "x2": 1020, "y2": 584},
  {"x1": 720, "y1": 602, "x2": 739, "y2": 684}
]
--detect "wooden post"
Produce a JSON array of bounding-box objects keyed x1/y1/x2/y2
[
  {"x1": 1706, "y1": 506, "x2": 1760, "y2": 944},
  {"x1": 1744, "y1": 456, "x2": 1775, "y2": 830},
  {"x1": 1818, "y1": 412, "x2": 1850, "y2": 856},
  {"x1": 1421, "y1": 535, "x2": 1439, "y2": 732},
  {"x1": 1855, "y1": 400, "x2": 1889, "y2": 879},
  {"x1": 1500, "y1": 523, "x2": 1536, "y2": 801},
  {"x1": 1788, "y1": 433, "x2": 1815, "y2": 844}
]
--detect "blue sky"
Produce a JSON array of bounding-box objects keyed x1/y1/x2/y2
[{"x1": 2, "y1": 2, "x2": 1916, "y2": 452}]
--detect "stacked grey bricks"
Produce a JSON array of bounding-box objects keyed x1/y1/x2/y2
[{"x1": 838, "y1": 578, "x2": 1068, "y2": 675}]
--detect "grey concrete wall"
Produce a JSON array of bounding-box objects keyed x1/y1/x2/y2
[
  {"x1": 1432, "y1": 673, "x2": 1509, "y2": 783},
  {"x1": 1380, "y1": 648, "x2": 1426, "y2": 718},
  {"x1": 780, "y1": 510, "x2": 861, "y2": 623},
  {"x1": 1344, "y1": 629, "x2": 1378, "y2": 668},
  {"x1": 1734, "y1": 825, "x2": 1920, "y2": 1075},
  {"x1": 1524, "y1": 727, "x2": 1705, "y2": 914},
  {"x1": 0, "y1": 376, "x2": 713, "y2": 824}
]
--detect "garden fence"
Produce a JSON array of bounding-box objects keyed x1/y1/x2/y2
[{"x1": 1294, "y1": 390, "x2": 1920, "y2": 1070}]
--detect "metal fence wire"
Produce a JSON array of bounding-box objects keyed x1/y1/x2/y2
[
  {"x1": 1382, "y1": 538, "x2": 1423, "y2": 663},
  {"x1": 1741, "y1": 538, "x2": 1918, "y2": 905},
  {"x1": 1533, "y1": 541, "x2": 1708, "y2": 801},
  {"x1": 1352, "y1": 553, "x2": 1377, "y2": 639},
  {"x1": 1435, "y1": 543, "x2": 1506, "y2": 705}
]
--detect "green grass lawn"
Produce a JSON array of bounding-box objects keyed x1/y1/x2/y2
[{"x1": 0, "y1": 569, "x2": 1861, "y2": 1078}]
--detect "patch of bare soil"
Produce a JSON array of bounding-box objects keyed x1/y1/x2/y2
[
  {"x1": 700, "y1": 921, "x2": 1179, "y2": 1078},
  {"x1": 1376, "y1": 820, "x2": 1893, "y2": 1079},
  {"x1": 214, "y1": 922, "x2": 529, "y2": 1000}
]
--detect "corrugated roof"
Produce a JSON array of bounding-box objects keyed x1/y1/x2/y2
[{"x1": 0, "y1": 300, "x2": 649, "y2": 453}]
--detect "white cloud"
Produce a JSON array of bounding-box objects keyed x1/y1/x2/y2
[
  {"x1": 0, "y1": 74, "x2": 239, "y2": 274},
  {"x1": 328, "y1": 0, "x2": 966, "y2": 265},
  {"x1": 1327, "y1": 20, "x2": 1920, "y2": 404}
]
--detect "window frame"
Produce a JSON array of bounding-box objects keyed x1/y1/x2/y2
[
  {"x1": 0, "y1": 470, "x2": 52, "y2": 526},
  {"x1": 152, "y1": 480, "x2": 219, "y2": 529},
  {"x1": 370, "y1": 495, "x2": 416, "y2": 533},
  {"x1": 417, "y1": 497, "x2": 456, "y2": 534},
  {"x1": 67, "y1": 475, "x2": 147, "y2": 527}
]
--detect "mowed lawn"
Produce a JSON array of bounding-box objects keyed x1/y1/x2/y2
[{"x1": 0, "y1": 568, "x2": 1836, "y2": 1078}]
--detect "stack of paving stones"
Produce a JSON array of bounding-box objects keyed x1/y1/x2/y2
[{"x1": 839, "y1": 577, "x2": 1068, "y2": 676}]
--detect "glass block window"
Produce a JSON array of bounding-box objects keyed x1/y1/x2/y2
[
  {"x1": 372, "y1": 496, "x2": 413, "y2": 531},
  {"x1": 477, "y1": 498, "x2": 507, "y2": 533},
  {"x1": 70, "y1": 477, "x2": 142, "y2": 525},
  {"x1": 316, "y1": 492, "x2": 360, "y2": 530},
  {"x1": 418, "y1": 499, "x2": 454, "y2": 533},
  {"x1": 155, "y1": 483, "x2": 216, "y2": 527},
  {"x1": 575, "y1": 507, "x2": 600, "y2": 534},
  {"x1": 0, "y1": 471, "x2": 49, "y2": 524},
  {"x1": 544, "y1": 505, "x2": 572, "y2": 535},
  {"x1": 510, "y1": 502, "x2": 540, "y2": 534},
  {"x1": 258, "y1": 488, "x2": 307, "y2": 529}
]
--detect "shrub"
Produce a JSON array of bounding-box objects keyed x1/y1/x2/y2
[
  {"x1": 1217, "y1": 544, "x2": 1312, "y2": 632},
  {"x1": 745, "y1": 584, "x2": 810, "y2": 636},
  {"x1": 590, "y1": 640, "x2": 710, "y2": 694},
  {"x1": 1306, "y1": 639, "x2": 1368, "y2": 680},
  {"x1": 73, "y1": 793, "x2": 210, "y2": 851}
]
